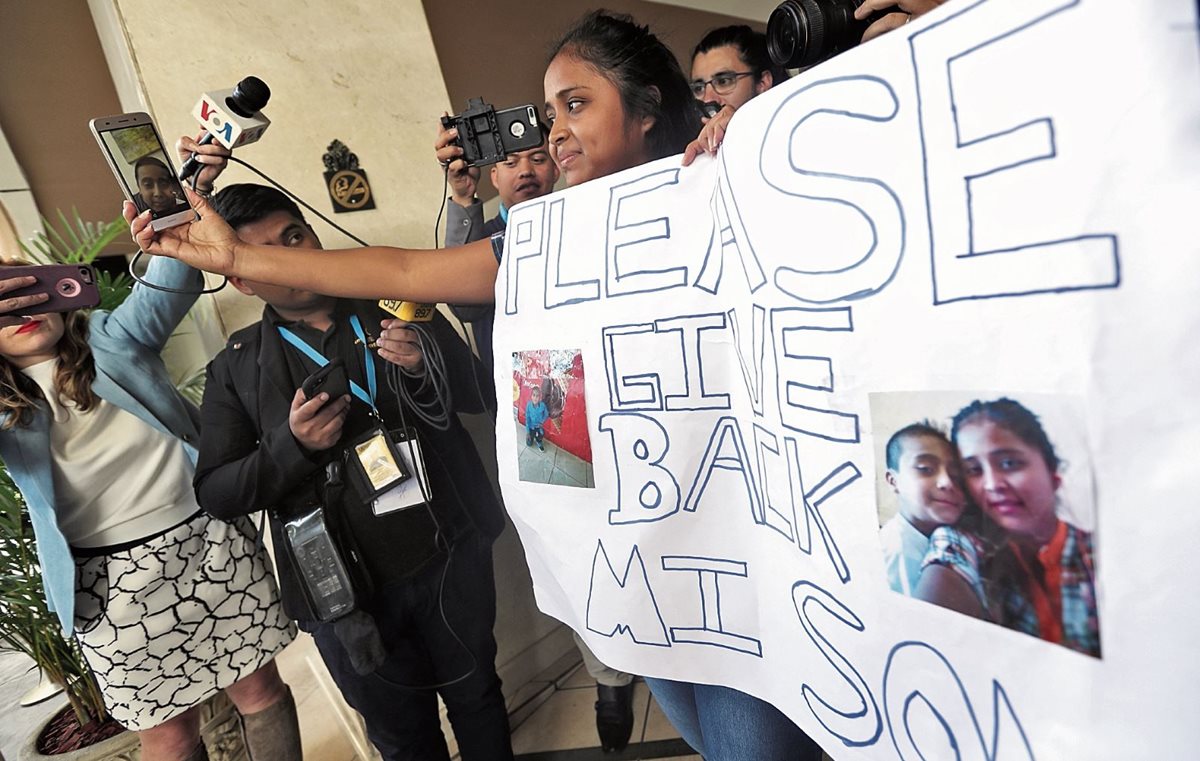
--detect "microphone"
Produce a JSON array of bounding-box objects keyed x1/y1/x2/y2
[{"x1": 178, "y1": 75, "x2": 272, "y2": 183}]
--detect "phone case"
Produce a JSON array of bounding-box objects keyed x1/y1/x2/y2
[
  {"x1": 302, "y1": 359, "x2": 350, "y2": 400},
  {"x1": 2, "y1": 264, "x2": 101, "y2": 316}
]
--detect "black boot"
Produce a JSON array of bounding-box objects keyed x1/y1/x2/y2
[{"x1": 595, "y1": 682, "x2": 634, "y2": 753}]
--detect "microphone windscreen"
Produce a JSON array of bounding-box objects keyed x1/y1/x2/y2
[{"x1": 228, "y1": 76, "x2": 271, "y2": 117}]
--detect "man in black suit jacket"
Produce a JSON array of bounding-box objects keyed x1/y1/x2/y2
[{"x1": 195, "y1": 183, "x2": 512, "y2": 761}]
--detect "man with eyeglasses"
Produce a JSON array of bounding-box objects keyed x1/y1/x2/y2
[{"x1": 690, "y1": 26, "x2": 788, "y2": 116}]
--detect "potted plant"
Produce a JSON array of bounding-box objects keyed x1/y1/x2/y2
[{"x1": 0, "y1": 213, "x2": 241, "y2": 760}]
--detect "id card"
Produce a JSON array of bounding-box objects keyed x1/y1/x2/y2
[
  {"x1": 373, "y1": 429, "x2": 433, "y2": 516},
  {"x1": 346, "y1": 427, "x2": 410, "y2": 503}
]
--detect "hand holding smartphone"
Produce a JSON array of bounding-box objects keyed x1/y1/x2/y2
[
  {"x1": 90, "y1": 112, "x2": 198, "y2": 231},
  {"x1": 301, "y1": 359, "x2": 351, "y2": 401},
  {"x1": 0, "y1": 265, "x2": 100, "y2": 321}
]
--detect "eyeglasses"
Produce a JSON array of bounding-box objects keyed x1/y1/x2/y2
[{"x1": 689, "y1": 71, "x2": 757, "y2": 98}]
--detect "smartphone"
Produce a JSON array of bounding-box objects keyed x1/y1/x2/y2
[
  {"x1": 1, "y1": 264, "x2": 100, "y2": 316},
  {"x1": 89, "y1": 112, "x2": 197, "y2": 231},
  {"x1": 442, "y1": 98, "x2": 544, "y2": 167},
  {"x1": 301, "y1": 359, "x2": 351, "y2": 401}
]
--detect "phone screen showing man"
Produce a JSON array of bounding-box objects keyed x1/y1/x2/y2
[{"x1": 96, "y1": 123, "x2": 195, "y2": 230}]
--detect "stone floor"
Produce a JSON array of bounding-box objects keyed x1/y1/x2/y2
[
  {"x1": 0, "y1": 648, "x2": 63, "y2": 760},
  {"x1": 1, "y1": 637, "x2": 701, "y2": 761}
]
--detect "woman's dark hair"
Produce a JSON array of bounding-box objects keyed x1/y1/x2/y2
[
  {"x1": 692, "y1": 25, "x2": 789, "y2": 88},
  {"x1": 550, "y1": 11, "x2": 702, "y2": 160},
  {"x1": 951, "y1": 397, "x2": 1060, "y2": 473}
]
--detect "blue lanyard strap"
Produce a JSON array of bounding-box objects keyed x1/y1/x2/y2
[
  {"x1": 277, "y1": 315, "x2": 376, "y2": 410},
  {"x1": 348, "y1": 315, "x2": 377, "y2": 406}
]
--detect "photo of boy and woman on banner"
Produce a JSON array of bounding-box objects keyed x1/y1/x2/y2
[{"x1": 872, "y1": 391, "x2": 1099, "y2": 659}]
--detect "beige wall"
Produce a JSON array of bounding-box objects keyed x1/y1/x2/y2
[
  {"x1": 107, "y1": 0, "x2": 460, "y2": 252},
  {"x1": 0, "y1": 0, "x2": 133, "y2": 257}
]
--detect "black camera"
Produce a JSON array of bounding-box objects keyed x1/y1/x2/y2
[
  {"x1": 441, "y1": 97, "x2": 544, "y2": 168},
  {"x1": 767, "y1": 0, "x2": 890, "y2": 69}
]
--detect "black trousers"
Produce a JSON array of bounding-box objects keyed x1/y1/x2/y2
[{"x1": 312, "y1": 532, "x2": 513, "y2": 761}]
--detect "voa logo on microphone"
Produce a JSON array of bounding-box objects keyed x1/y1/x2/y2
[
  {"x1": 195, "y1": 94, "x2": 266, "y2": 149},
  {"x1": 197, "y1": 96, "x2": 239, "y2": 145}
]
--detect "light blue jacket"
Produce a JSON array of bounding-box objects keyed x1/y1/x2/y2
[{"x1": 0, "y1": 257, "x2": 203, "y2": 634}]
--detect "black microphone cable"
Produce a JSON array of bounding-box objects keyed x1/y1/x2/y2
[
  {"x1": 129, "y1": 154, "x2": 371, "y2": 294},
  {"x1": 364, "y1": 333, "x2": 481, "y2": 692}
]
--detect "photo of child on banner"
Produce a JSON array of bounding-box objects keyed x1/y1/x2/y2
[
  {"x1": 513, "y1": 349, "x2": 594, "y2": 488},
  {"x1": 872, "y1": 391, "x2": 1099, "y2": 659}
]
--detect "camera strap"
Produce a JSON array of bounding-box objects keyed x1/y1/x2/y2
[{"x1": 277, "y1": 314, "x2": 377, "y2": 411}]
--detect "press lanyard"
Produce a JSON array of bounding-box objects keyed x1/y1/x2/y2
[{"x1": 277, "y1": 314, "x2": 377, "y2": 411}]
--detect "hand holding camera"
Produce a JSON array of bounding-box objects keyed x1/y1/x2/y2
[
  {"x1": 766, "y1": 0, "x2": 943, "y2": 69},
  {"x1": 440, "y1": 97, "x2": 544, "y2": 168},
  {"x1": 855, "y1": 0, "x2": 943, "y2": 43},
  {"x1": 434, "y1": 116, "x2": 481, "y2": 207}
]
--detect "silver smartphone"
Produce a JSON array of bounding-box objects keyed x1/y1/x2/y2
[{"x1": 89, "y1": 112, "x2": 197, "y2": 231}]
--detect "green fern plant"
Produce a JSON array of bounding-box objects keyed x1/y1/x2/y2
[
  {"x1": 0, "y1": 470, "x2": 107, "y2": 725},
  {"x1": 18, "y1": 209, "x2": 125, "y2": 265}
]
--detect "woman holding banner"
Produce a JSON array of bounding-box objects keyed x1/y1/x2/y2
[{"x1": 130, "y1": 9, "x2": 826, "y2": 760}]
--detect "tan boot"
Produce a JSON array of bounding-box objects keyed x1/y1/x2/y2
[{"x1": 240, "y1": 687, "x2": 302, "y2": 760}]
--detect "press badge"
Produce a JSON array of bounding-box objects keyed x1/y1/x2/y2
[
  {"x1": 372, "y1": 429, "x2": 432, "y2": 516},
  {"x1": 347, "y1": 427, "x2": 410, "y2": 503}
]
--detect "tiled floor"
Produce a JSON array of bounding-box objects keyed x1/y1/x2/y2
[
  {"x1": 5, "y1": 637, "x2": 832, "y2": 760},
  {"x1": 508, "y1": 661, "x2": 699, "y2": 761},
  {"x1": 515, "y1": 421, "x2": 595, "y2": 489},
  {"x1": 268, "y1": 633, "x2": 700, "y2": 761}
]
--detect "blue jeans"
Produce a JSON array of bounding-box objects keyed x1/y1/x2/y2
[
  {"x1": 313, "y1": 533, "x2": 512, "y2": 761},
  {"x1": 646, "y1": 678, "x2": 821, "y2": 761}
]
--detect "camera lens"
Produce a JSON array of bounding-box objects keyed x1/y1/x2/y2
[
  {"x1": 56, "y1": 278, "x2": 81, "y2": 298},
  {"x1": 767, "y1": 0, "x2": 872, "y2": 69}
]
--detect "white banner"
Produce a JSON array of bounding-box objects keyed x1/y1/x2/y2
[{"x1": 493, "y1": 1, "x2": 1200, "y2": 757}]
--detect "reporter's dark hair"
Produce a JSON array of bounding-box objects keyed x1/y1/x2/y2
[
  {"x1": 551, "y1": 10, "x2": 701, "y2": 160},
  {"x1": 133, "y1": 156, "x2": 171, "y2": 176},
  {"x1": 693, "y1": 25, "x2": 789, "y2": 88},
  {"x1": 210, "y1": 183, "x2": 307, "y2": 231},
  {"x1": 884, "y1": 420, "x2": 948, "y2": 471}
]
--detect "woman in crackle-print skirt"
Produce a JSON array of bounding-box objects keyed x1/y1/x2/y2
[{"x1": 0, "y1": 144, "x2": 300, "y2": 761}]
